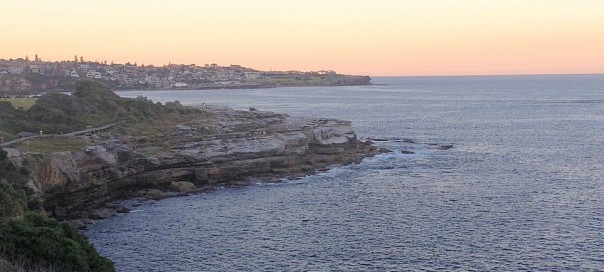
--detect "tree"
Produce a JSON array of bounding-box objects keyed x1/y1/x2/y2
[
  {"x1": 0, "y1": 147, "x2": 27, "y2": 219},
  {"x1": 74, "y1": 55, "x2": 78, "y2": 62},
  {"x1": 80, "y1": 56, "x2": 84, "y2": 63},
  {"x1": 0, "y1": 179, "x2": 26, "y2": 219},
  {"x1": 34, "y1": 54, "x2": 39, "y2": 62}
]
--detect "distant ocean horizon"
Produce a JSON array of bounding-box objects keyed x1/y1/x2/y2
[
  {"x1": 370, "y1": 73, "x2": 604, "y2": 79},
  {"x1": 89, "y1": 74, "x2": 604, "y2": 271}
]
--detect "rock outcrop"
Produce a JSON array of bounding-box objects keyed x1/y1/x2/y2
[{"x1": 14, "y1": 106, "x2": 382, "y2": 220}]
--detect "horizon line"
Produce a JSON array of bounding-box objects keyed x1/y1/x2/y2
[{"x1": 370, "y1": 72, "x2": 604, "y2": 78}]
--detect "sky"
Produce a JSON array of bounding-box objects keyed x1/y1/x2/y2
[{"x1": 2, "y1": 0, "x2": 604, "y2": 76}]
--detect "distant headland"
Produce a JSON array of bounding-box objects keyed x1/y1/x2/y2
[{"x1": 0, "y1": 56, "x2": 371, "y2": 95}]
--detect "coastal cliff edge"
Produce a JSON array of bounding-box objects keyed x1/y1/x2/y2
[{"x1": 6, "y1": 105, "x2": 383, "y2": 225}]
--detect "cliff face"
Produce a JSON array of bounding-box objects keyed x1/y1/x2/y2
[{"x1": 12, "y1": 106, "x2": 380, "y2": 220}]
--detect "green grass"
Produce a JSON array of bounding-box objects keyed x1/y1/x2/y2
[
  {"x1": 15, "y1": 136, "x2": 86, "y2": 154},
  {"x1": 1, "y1": 98, "x2": 38, "y2": 111}
]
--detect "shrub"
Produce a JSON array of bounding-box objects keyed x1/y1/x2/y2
[
  {"x1": 0, "y1": 179, "x2": 27, "y2": 219},
  {"x1": 0, "y1": 148, "x2": 114, "y2": 271},
  {"x1": 0, "y1": 212, "x2": 115, "y2": 272}
]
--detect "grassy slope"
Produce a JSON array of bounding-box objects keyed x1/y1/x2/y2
[
  {"x1": 15, "y1": 136, "x2": 86, "y2": 154},
  {"x1": 1, "y1": 97, "x2": 38, "y2": 111}
]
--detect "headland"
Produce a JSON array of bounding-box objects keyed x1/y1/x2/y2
[{"x1": 0, "y1": 58, "x2": 371, "y2": 95}]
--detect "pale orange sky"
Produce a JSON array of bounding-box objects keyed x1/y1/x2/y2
[{"x1": 2, "y1": 0, "x2": 604, "y2": 76}]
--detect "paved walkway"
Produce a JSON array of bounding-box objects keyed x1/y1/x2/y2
[{"x1": 0, "y1": 122, "x2": 119, "y2": 147}]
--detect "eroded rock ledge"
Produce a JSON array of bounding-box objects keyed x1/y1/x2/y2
[{"x1": 9, "y1": 106, "x2": 383, "y2": 221}]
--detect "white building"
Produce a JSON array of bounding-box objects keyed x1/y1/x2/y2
[
  {"x1": 244, "y1": 72, "x2": 261, "y2": 80},
  {"x1": 145, "y1": 76, "x2": 162, "y2": 87},
  {"x1": 29, "y1": 65, "x2": 40, "y2": 74},
  {"x1": 86, "y1": 71, "x2": 102, "y2": 79}
]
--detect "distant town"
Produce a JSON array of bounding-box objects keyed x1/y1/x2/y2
[{"x1": 0, "y1": 55, "x2": 370, "y2": 95}]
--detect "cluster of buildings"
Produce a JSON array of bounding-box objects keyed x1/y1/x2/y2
[{"x1": 0, "y1": 57, "x2": 341, "y2": 92}]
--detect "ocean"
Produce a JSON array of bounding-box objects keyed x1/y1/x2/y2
[{"x1": 86, "y1": 75, "x2": 604, "y2": 271}]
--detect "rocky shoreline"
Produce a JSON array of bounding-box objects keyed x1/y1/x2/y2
[{"x1": 6, "y1": 106, "x2": 384, "y2": 228}]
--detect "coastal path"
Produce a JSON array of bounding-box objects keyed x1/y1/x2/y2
[{"x1": 0, "y1": 122, "x2": 119, "y2": 148}]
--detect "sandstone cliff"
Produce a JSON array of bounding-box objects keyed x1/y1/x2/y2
[{"x1": 7, "y1": 106, "x2": 381, "y2": 221}]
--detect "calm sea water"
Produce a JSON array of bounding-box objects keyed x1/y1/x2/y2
[{"x1": 87, "y1": 75, "x2": 604, "y2": 271}]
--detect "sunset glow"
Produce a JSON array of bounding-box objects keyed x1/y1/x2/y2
[{"x1": 2, "y1": 0, "x2": 604, "y2": 76}]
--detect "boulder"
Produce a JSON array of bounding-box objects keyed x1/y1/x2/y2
[
  {"x1": 169, "y1": 181, "x2": 196, "y2": 193},
  {"x1": 88, "y1": 208, "x2": 115, "y2": 220},
  {"x1": 438, "y1": 145, "x2": 454, "y2": 150},
  {"x1": 116, "y1": 206, "x2": 131, "y2": 213},
  {"x1": 144, "y1": 189, "x2": 166, "y2": 200},
  {"x1": 312, "y1": 147, "x2": 344, "y2": 155},
  {"x1": 68, "y1": 219, "x2": 87, "y2": 230}
]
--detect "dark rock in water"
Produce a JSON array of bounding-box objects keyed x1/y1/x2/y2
[
  {"x1": 88, "y1": 208, "x2": 115, "y2": 220},
  {"x1": 104, "y1": 202, "x2": 118, "y2": 208},
  {"x1": 371, "y1": 138, "x2": 389, "y2": 142},
  {"x1": 402, "y1": 138, "x2": 416, "y2": 143},
  {"x1": 68, "y1": 219, "x2": 87, "y2": 230},
  {"x1": 401, "y1": 150, "x2": 415, "y2": 154},
  {"x1": 116, "y1": 206, "x2": 131, "y2": 213},
  {"x1": 132, "y1": 190, "x2": 146, "y2": 197},
  {"x1": 312, "y1": 147, "x2": 344, "y2": 155},
  {"x1": 439, "y1": 144, "x2": 454, "y2": 150}
]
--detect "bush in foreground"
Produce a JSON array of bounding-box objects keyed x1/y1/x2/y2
[
  {"x1": 0, "y1": 212, "x2": 114, "y2": 272},
  {"x1": 1, "y1": 147, "x2": 114, "y2": 271}
]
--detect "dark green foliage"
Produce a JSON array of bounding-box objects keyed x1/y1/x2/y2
[
  {"x1": 0, "y1": 147, "x2": 32, "y2": 219},
  {"x1": 1, "y1": 147, "x2": 114, "y2": 271},
  {"x1": 72, "y1": 81, "x2": 121, "y2": 102},
  {"x1": 0, "y1": 148, "x2": 27, "y2": 220},
  {"x1": 26, "y1": 81, "x2": 122, "y2": 133},
  {"x1": 0, "y1": 147, "x2": 16, "y2": 173},
  {"x1": 0, "y1": 101, "x2": 29, "y2": 137},
  {"x1": 2, "y1": 80, "x2": 200, "y2": 138},
  {"x1": 0, "y1": 179, "x2": 27, "y2": 219},
  {"x1": 0, "y1": 212, "x2": 115, "y2": 272}
]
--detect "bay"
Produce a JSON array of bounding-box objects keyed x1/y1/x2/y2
[{"x1": 86, "y1": 75, "x2": 604, "y2": 271}]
